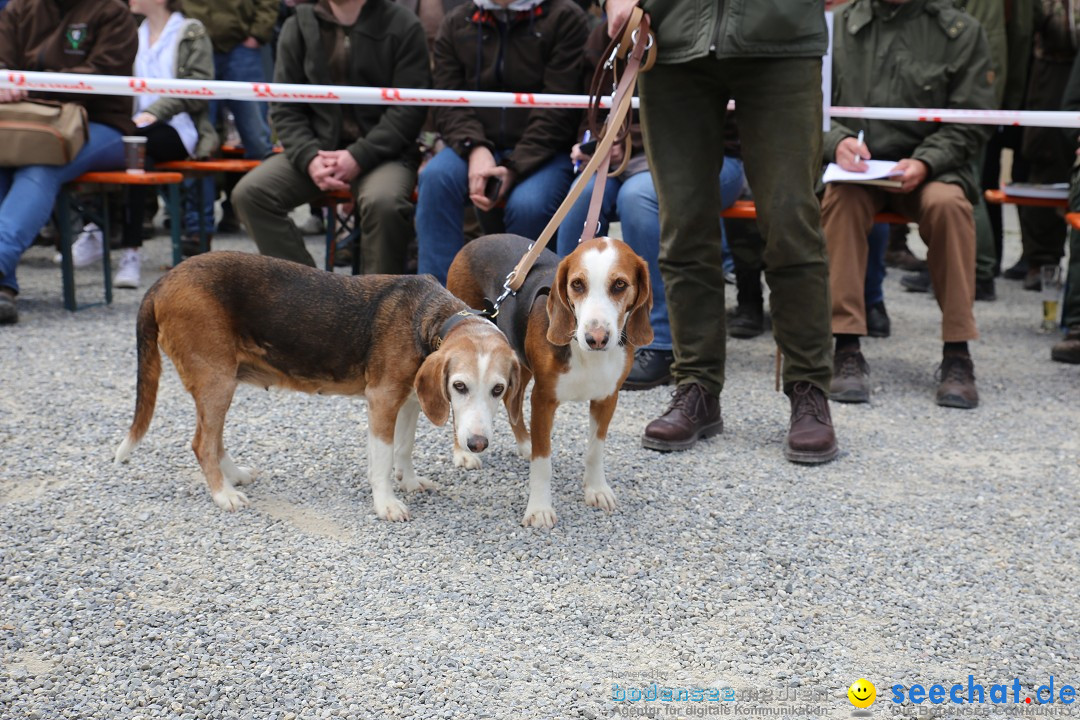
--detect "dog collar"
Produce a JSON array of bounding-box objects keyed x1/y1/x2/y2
[{"x1": 428, "y1": 309, "x2": 496, "y2": 354}]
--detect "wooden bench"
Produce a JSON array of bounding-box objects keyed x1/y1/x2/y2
[
  {"x1": 984, "y1": 188, "x2": 1069, "y2": 209},
  {"x1": 156, "y1": 158, "x2": 263, "y2": 253},
  {"x1": 59, "y1": 170, "x2": 184, "y2": 311},
  {"x1": 718, "y1": 199, "x2": 910, "y2": 225}
]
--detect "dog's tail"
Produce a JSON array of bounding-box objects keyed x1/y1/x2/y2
[{"x1": 115, "y1": 289, "x2": 162, "y2": 463}]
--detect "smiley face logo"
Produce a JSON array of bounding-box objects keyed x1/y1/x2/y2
[{"x1": 848, "y1": 678, "x2": 876, "y2": 709}]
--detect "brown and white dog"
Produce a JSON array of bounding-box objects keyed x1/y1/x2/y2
[
  {"x1": 447, "y1": 234, "x2": 652, "y2": 528},
  {"x1": 114, "y1": 252, "x2": 521, "y2": 521}
]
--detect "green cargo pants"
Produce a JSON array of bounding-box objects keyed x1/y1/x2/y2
[
  {"x1": 639, "y1": 56, "x2": 833, "y2": 395},
  {"x1": 232, "y1": 152, "x2": 417, "y2": 273}
]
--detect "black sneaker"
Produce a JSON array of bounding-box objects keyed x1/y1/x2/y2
[
  {"x1": 622, "y1": 349, "x2": 674, "y2": 391},
  {"x1": 975, "y1": 277, "x2": 996, "y2": 301},
  {"x1": 866, "y1": 301, "x2": 890, "y2": 338},
  {"x1": 728, "y1": 303, "x2": 765, "y2": 339}
]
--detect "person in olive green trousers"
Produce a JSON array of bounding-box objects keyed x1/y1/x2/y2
[
  {"x1": 605, "y1": 0, "x2": 839, "y2": 464},
  {"x1": 232, "y1": 0, "x2": 430, "y2": 273}
]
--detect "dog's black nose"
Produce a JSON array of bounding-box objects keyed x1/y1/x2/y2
[
  {"x1": 467, "y1": 435, "x2": 488, "y2": 453},
  {"x1": 585, "y1": 328, "x2": 610, "y2": 349}
]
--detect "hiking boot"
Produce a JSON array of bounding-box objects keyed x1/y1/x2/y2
[
  {"x1": 901, "y1": 269, "x2": 931, "y2": 293},
  {"x1": 1051, "y1": 328, "x2": 1080, "y2": 364},
  {"x1": 622, "y1": 349, "x2": 674, "y2": 391},
  {"x1": 866, "y1": 301, "x2": 890, "y2": 338},
  {"x1": 975, "y1": 277, "x2": 996, "y2": 302},
  {"x1": 0, "y1": 287, "x2": 17, "y2": 325},
  {"x1": 936, "y1": 353, "x2": 978, "y2": 409},
  {"x1": 728, "y1": 303, "x2": 765, "y2": 338},
  {"x1": 885, "y1": 247, "x2": 927, "y2": 272},
  {"x1": 181, "y1": 233, "x2": 212, "y2": 257},
  {"x1": 641, "y1": 382, "x2": 723, "y2": 452},
  {"x1": 1002, "y1": 258, "x2": 1028, "y2": 280},
  {"x1": 54, "y1": 223, "x2": 104, "y2": 267},
  {"x1": 114, "y1": 248, "x2": 141, "y2": 289},
  {"x1": 1022, "y1": 267, "x2": 1042, "y2": 292},
  {"x1": 785, "y1": 381, "x2": 839, "y2": 464},
  {"x1": 830, "y1": 348, "x2": 870, "y2": 403}
]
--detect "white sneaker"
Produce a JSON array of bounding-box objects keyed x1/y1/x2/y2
[
  {"x1": 54, "y1": 223, "x2": 105, "y2": 267},
  {"x1": 297, "y1": 212, "x2": 325, "y2": 235},
  {"x1": 114, "y1": 248, "x2": 141, "y2": 289}
]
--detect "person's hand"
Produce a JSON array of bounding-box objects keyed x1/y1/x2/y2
[
  {"x1": 0, "y1": 87, "x2": 28, "y2": 103},
  {"x1": 468, "y1": 145, "x2": 502, "y2": 211},
  {"x1": 133, "y1": 112, "x2": 157, "y2": 128},
  {"x1": 308, "y1": 155, "x2": 349, "y2": 191},
  {"x1": 606, "y1": 0, "x2": 640, "y2": 39},
  {"x1": 570, "y1": 142, "x2": 590, "y2": 167},
  {"x1": 609, "y1": 137, "x2": 626, "y2": 167},
  {"x1": 884, "y1": 158, "x2": 929, "y2": 194},
  {"x1": 318, "y1": 149, "x2": 360, "y2": 184},
  {"x1": 824, "y1": 0, "x2": 851, "y2": 10},
  {"x1": 836, "y1": 135, "x2": 870, "y2": 172},
  {"x1": 241, "y1": 36, "x2": 261, "y2": 49}
]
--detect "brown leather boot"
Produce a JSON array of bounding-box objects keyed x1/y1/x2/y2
[
  {"x1": 785, "y1": 382, "x2": 839, "y2": 464},
  {"x1": 641, "y1": 382, "x2": 723, "y2": 452},
  {"x1": 830, "y1": 348, "x2": 870, "y2": 404},
  {"x1": 1051, "y1": 328, "x2": 1080, "y2": 364},
  {"x1": 936, "y1": 353, "x2": 978, "y2": 409}
]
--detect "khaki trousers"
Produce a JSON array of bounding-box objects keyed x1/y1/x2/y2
[
  {"x1": 822, "y1": 181, "x2": 977, "y2": 342},
  {"x1": 233, "y1": 152, "x2": 417, "y2": 274}
]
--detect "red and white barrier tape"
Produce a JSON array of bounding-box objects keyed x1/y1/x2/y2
[{"x1": 4, "y1": 71, "x2": 1080, "y2": 128}]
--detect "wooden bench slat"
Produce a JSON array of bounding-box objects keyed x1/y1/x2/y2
[
  {"x1": 72, "y1": 171, "x2": 184, "y2": 185},
  {"x1": 984, "y1": 188, "x2": 1068, "y2": 208},
  {"x1": 157, "y1": 159, "x2": 261, "y2": 173},
  {"x1": 718, "y1": 199, "x2": 909, "y2": 225}
]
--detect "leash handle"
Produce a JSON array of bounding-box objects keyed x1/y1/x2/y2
[{"x1": 504, "y1": 8, "x2": 654, "y2": 294}]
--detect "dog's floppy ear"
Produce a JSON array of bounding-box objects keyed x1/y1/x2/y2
[
  {"x1": 504, "y1": 356, "x2": 525, "y2": 426},
  {"x1": 545, "y1": 258, "x2": 576, "y2": 346},
  {"x1": 414, "y1": 351, "x2": 450, "y2": 426},
  {"x1": 623, "y1": 251, "x2": 654, "y2": 347}
]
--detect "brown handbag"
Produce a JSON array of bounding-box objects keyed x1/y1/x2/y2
[{"x1": 0, "y1": 100, "x2": 89, "y2": 166}]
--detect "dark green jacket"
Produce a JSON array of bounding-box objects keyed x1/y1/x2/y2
[
  {"x1": 142, "y1": 19, "x2": 218, "y2": 159},
  {"x1": 180, "y1": 0, "x2": 279, "y2": 53},
  {"x1": 825, "y1": 0, "x2": 995, "y2": 203},
  {"x1": 272, "y1": 0, "x2": 431, "y2": 177},
  {"x1": 640, "y1": 0, "x2": 828, "y2": 64}
]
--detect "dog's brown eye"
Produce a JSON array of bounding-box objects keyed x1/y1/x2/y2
[
  {"x1": 611, "y1": 279, "x2": 628, "y2": 292},
  {"x1": 492, "y1": 384, "x2": 504, "y2": 397},
  {"x1": 453, "y1": 381, "x2": 467, "y2": 394},
  {"x1": 570, "y1": 279, "x2": 585, "y2": 293}
]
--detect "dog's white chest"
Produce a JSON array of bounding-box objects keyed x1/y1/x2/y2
[{"x1": 555, "y1": 345, "x2": 626, "y2": 402}]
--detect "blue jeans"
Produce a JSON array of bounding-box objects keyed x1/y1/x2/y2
[
  {"x1": 555, "y1": 157, "x2": 746, "y2": 350},
  {"x1": 183, "y1": 45, "x2": 275, "y2": 234},
  {"x1": 416, "y1": 147, "x2": 574, "y2": 285},
  {"x1": 0, "y1": 122, "x2": 124, "y2": 293},
  {"x1": 865, "y1": 222, "x2": 888, "y2": 307}
]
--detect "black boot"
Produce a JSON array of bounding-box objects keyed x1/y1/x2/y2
[{"x1": 728, "y1": 267, "x2": 764, "y2": 339}]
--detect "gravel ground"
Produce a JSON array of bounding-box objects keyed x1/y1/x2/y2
[{"x1": 1, "y1": 208, "x2": 1078, "y2": 720}]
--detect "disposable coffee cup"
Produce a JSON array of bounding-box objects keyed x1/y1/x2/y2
[{"x1": 123, "y1": 136, "x2": 148, "y2": 174}]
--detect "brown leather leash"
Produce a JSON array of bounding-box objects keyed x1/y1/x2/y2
[{"x1": 486, "y1": 8, "x2": 655, "y2": 313}]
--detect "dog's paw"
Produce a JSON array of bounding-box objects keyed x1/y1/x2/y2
[
  {"x1": 453, "y1": 448, "x2": 482, "y2": 470},
  {"x1": 516, "y1": 440, "x2": 532, "y2": 460},
  {"x1": 400, "y1": 474, "x2": 437, "y2": 493},
  {"x1": 375, "y1": 497, "x2": 410, "y2": 522},
  {"x1": 228, "y1": 465, "x2": 257, "y2": 486},
  {"x1": 211, "y1": 485, "x2": 249, "y2": 512},
  {"x1": 585, "y1": 485, "x2": 617, "y2": 512},
  {"x1": 521, "y1": 506, "x2": 557, "y2": 529}
]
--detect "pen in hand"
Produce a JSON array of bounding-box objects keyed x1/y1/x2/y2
[
  {"x1": 855, "y1": 130, "x2": 865, "y2": 164},
  {"x1": 573, "y1": 130, "x2": 591, "y2": 174}
]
